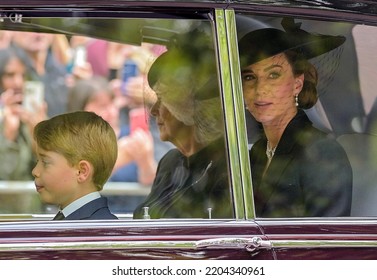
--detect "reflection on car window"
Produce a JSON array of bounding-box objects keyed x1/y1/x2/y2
[
  {"x1": 237, "y1": 14, "x2": 377, "y2": 217},
  {"x1": 134, "y1": 26, "x2": 232, "y2": 219},
  {"x1": 0, "y1": 16, "x2": 232, "y2": 220}
]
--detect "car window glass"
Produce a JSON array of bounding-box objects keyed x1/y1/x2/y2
[
  {"x1": 0, "y1": 15, "x2": 233, "y2": 220},
  {"x1": 236, "y1": 14, "x2": 377, "y2": 218}
]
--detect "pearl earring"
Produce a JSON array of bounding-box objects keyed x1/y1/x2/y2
[{"x1": 295, "y1": 95, "x2": 299, "y2": 107}]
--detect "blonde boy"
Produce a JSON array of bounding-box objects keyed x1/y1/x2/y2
[{"x1": 32, "y1": 111, "x2": 118, "y2": 220}]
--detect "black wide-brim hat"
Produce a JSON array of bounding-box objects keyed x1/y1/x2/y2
[
  {"x1": 148, "y1": 27, "x2": 220, "y2": 100},
  {"x1": 238, "y1": 18, "x2": 346, "y2": 68}
]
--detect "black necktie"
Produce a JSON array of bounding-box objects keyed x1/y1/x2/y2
[{"x1": 53, "y1": 211, "x2": 65, "y2": 220}]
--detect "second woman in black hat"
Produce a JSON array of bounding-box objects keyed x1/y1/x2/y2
[{"x1": 239, "y1": 18, "x2": 352, "y2": 217}]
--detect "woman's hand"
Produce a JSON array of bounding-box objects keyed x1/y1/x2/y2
[{"x1": 1, "y1": 89, "x2": 23, "y2": 141}]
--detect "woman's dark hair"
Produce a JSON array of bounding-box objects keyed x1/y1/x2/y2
[
  {"x1": 67, "y1": 76, "x2": 112, "y2": 112},
  {"x1": 285, "y1": 50, "x2": 318, "y2": 109}
]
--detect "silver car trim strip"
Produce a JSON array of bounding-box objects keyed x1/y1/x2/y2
[
  {"x1": 0, "y1": 241, "x2": 198, "y2": 252},
  {"x1": 0, "y1": 239, "x2": 377, "y2": 252},
  {"x1": 271, "y1": 240, "x2": 377, "y2": 248},
  {"x1": 0, "y1": 240, "x2": 252, "y2": 252}
]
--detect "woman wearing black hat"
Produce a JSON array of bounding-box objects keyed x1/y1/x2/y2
[
  {"x1": 133, "y1": 29, "x2": 233, "y2": 219},
  {"x1": 239, "y1": 18, "x2": 352, "y2": 217}
]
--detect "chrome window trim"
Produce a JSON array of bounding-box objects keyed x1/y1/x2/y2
[
  {"x1": 215, "y1": 8, "x2": 254, "y2": 220},
  {"x1": 256, "y1": 218, "x2": 377, "y2": 225},
  {"x1": 224, "y1": 9, "x2": 254, "y2": 219},
  {"x1": 215, "y1": 8, "x2": 244, "y2": 219}
]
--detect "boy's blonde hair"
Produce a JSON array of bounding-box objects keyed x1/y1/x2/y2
[{"x1": 33, "y1": 111, "x2": 118, "y2": 190}]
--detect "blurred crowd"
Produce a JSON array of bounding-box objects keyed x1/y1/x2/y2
[{"x1": 0, "y1": 30, "x2": 173, "y2": 213}]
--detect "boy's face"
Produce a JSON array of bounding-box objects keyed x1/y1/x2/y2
[{"x1": 32, "y1": 147, "x2": 81, "y2": 209}]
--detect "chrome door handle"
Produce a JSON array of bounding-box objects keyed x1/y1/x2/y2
[{"x1": 196, "y1": 237, "x2": 271, "y2": 251}]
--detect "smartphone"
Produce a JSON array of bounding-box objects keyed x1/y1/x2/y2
[
  {"x1": 23, "y1": 81, "x2": 44, "y2": 113},
  {"x1": 129, "y1": 107, "x2": 149, "y2": 134},
  {"x1": 121, "y1": 59, "x2": 138, "y2": 95},
  {"x1": 74, "y1": 45, "x2": 87, "y2": 67}
]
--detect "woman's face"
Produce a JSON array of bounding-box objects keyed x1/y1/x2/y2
[
  {"x1": 241, "y1": 53, "x2": 303, "y2": 126},
  {"x1": 84, "y1": 91, "x2": 119, "y2": 129},
  {"x1": 1, "y1": 57, "x2": 26, "y2": 92},
  {"x1": 150, "y1": 82, "x2": 187, "y2": 144},
  {"x1": 150, "y1": 97, "x2": 184, "y2": 143}
]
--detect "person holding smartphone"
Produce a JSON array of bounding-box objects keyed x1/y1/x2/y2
[
  {"x1": 0, "y1": 46, "x2": 47, "y2": 181},
  {"x1": 0, "y1": 46, "x2": 48, "y2": 214}
]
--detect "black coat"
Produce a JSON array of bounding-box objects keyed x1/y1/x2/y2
[
  {"x1": 64, "y1": 197, "x2": 118, "y2": 220},
  {"x1": 250, "y1": 110, "x2": 352, "y2": 217},
  {"x1": 133, "y1": 138, "x2": 233, "y2": 219}
]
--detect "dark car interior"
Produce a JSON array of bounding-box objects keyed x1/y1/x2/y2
[{"x1": 237, "y1": 14, "x2": 377, "y2": 217}]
